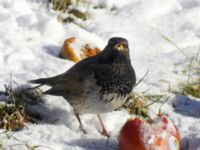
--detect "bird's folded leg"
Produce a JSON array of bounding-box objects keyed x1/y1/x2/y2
[
  {"x1": 75, "y1": 113, "x2": 87, "y2": 134},
  {"x1": 97, "y1": 114, "x2": 110, "y2": 137}
]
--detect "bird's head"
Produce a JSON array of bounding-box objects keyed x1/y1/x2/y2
[
  {"x1": 108, "y1": 37, "x2": 129, "y2": 52},
  {"x1": 100, "y1": 37, "x2": 131, "y2": 63}
]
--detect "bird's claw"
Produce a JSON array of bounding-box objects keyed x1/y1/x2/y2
[
  {"x1": 79, "y1": 125, "x2": 87, "y2": 134},
  {"x1": 99, "y1": 129, "x2": 110, "y2": 138}
]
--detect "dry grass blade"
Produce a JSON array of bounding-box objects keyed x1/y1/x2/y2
[
  {"x1": 158, "y1": 96, "x2": 170, "y2": 115},
  {"x1": 195, "y1": 47, "x2": 200, "y2": 61},
  {"x1": 68, "y1": 9, "x2": 88, "y2": 20},
  {"x1": 50, "y1": 0, "x2": 72, "y2": 11},
  {"x1": 176, "y1": 83, "x2": 200, "y2": 98},
  {"x1": 0, "y1": 130, "x2": 14, "y2": 139},
  {"x1": 0, "y1": 80, "x2": 44, "y2": 131},
  {"x1": 161, "y1": 34, "x2": 190, "y2": 60},
  {"x1": 49, "y1": 0, "x2": 90, "y2": 24},
  {"x1": 9, "y1": 143, "x2": 56, "y2": 150},
  {"x1": 161, "y1": 34, "x2": 200, "y2": 68},
  {"x1": 171, "y1": 49, "x2": 200, "y2": 98},
  {"x1": 124, "y1": 93, "x2": 165, "y2": 119},
  {"x1": 134, "y1": 69, "x2": 149, "y2": 88},
  {"x1": 158, "y1": 31, "x2": 200, "y2": 98},
  {"x1": 125, "y1": 93, "x2": 150, "y2": 119},
  {"x1": 0, "y1": 104, "x2": 27, "y2": 131},
  {"x1": 149, "y1": 26, "x2": 200, "y2": 67},
  {"x1": 144, "y1": 95, "x2": 163, "y2": 108}
]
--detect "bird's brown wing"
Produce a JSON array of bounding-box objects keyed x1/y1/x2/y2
[
  {"x1": 43, "y1": 79, "x2": 85, "y2": 96},
  {"x1": 43, "y1": 56, "x2": 98, "y2": 96}
]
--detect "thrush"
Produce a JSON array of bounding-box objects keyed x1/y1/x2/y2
[{"x1": 29, "y1": 37, "x2": 136, "y2": 137}]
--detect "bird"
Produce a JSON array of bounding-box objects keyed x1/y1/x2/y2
[{"x1": 29, "y1": 37, "x2": 136, "y2": 137}]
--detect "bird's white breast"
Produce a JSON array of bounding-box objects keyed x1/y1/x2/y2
[{"x1": 70, "y1": 74, "x2": 128, "y2": 114}]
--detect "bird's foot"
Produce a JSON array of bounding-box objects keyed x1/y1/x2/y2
[
  {"x1": 79, "y1": 125, "x2": 87, "y2": 134},
  {"x1": 99, "y1": 129, "x2": 110, "y2": 138},
  {"x1": 97, "y1": 114, "x2": 110, "y2": 137}
]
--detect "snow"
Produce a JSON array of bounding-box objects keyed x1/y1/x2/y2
[{"x1": 0, "y1": 0, "x2": 200, "y2": 149}]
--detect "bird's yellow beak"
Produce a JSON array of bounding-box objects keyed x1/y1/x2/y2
[{"x1": 114, "y1": 43, "x2": 126, "y2": 51}]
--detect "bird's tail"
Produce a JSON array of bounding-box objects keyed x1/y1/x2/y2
[{"x1": 28, "y1": 77, "x2": 54, "y2": 86}]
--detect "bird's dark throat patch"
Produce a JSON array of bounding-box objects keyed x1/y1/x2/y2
[{"x1": 94, "y1": 64, "x2": 136, "y2": 95}]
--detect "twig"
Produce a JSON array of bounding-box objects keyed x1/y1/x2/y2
[
  {"x1": 186, "y1": 138, "x2": 189, "y2": 150},
  {"x1": 134, "y1": 69, "x2": 150, "y2": 88},
  {"x1": 141, "y1": 88, "x2": 150, "y2": 94},
  {"x1": 187, "y1": 58, "x2": 194, "y2": 84},
  {"x1": 149, "y1": 26, "x2": 200, "y2": 67},
  {"x1": 0, "y1": 130, "x2": 14, "y2": 139},
  {"x1": 158, "y1": 96, "x2": 170, "y2": 115},
  {"x1": 9, "y1": 143, "x2": 56, "y2": 150},
  {"x1": 106, "y1": 135, "x2": 110, "y2": 150},
  {"x1": 144, "y1": 97, "x2": 163, "y2": 108},
  {"x1": 161, "y1": 34, "x2": 190, "y2": 60},
  {"x1": 28, "y1": 145, "x2": 56, "y2": 150},
  {"x1": 0, "y1": 130, "x2": 10, "y2": 135},
  {"x1": 195, "y1": 47, "x2": 200, "y2": 62}
]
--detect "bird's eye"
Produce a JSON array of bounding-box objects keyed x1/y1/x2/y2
[{"x1": 113, "y1": 43, "x2": 126, "y2": 51}]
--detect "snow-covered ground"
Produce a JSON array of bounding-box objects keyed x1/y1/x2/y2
[{"x1": 0, "y1": 0, "x2": 200, "y2": 149}]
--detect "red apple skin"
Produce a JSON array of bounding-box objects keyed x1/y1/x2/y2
[
  {"x1": 119, "y1": 118, "x2": 146, "y2": 150},
  {"x1": 119, "y1": 115, "x2": 181, "y2": 150}
]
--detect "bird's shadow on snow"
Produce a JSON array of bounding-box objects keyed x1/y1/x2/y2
[
  {"x1": 26, "y1": 97, "x2": 77, "y2": 129},
  {"x1": 43, "y1": 45, "x2": 61, "y2": 57},
  {"x1": 181, "y1": 137, "x2": 200, "y2": 150},
  {"x1": 27, "y1": 101, "x2": 73, "y2": 126},
  {"x1": 172, "y1": 95, "x2": 200, "y2": 118},
  {"x1": 68, "y1": 137, "x2": 119, "y2": 150}
]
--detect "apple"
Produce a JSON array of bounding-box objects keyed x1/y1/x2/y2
[{"x1": 119, "y1": 115, "x2": 180, "y2": 150}]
